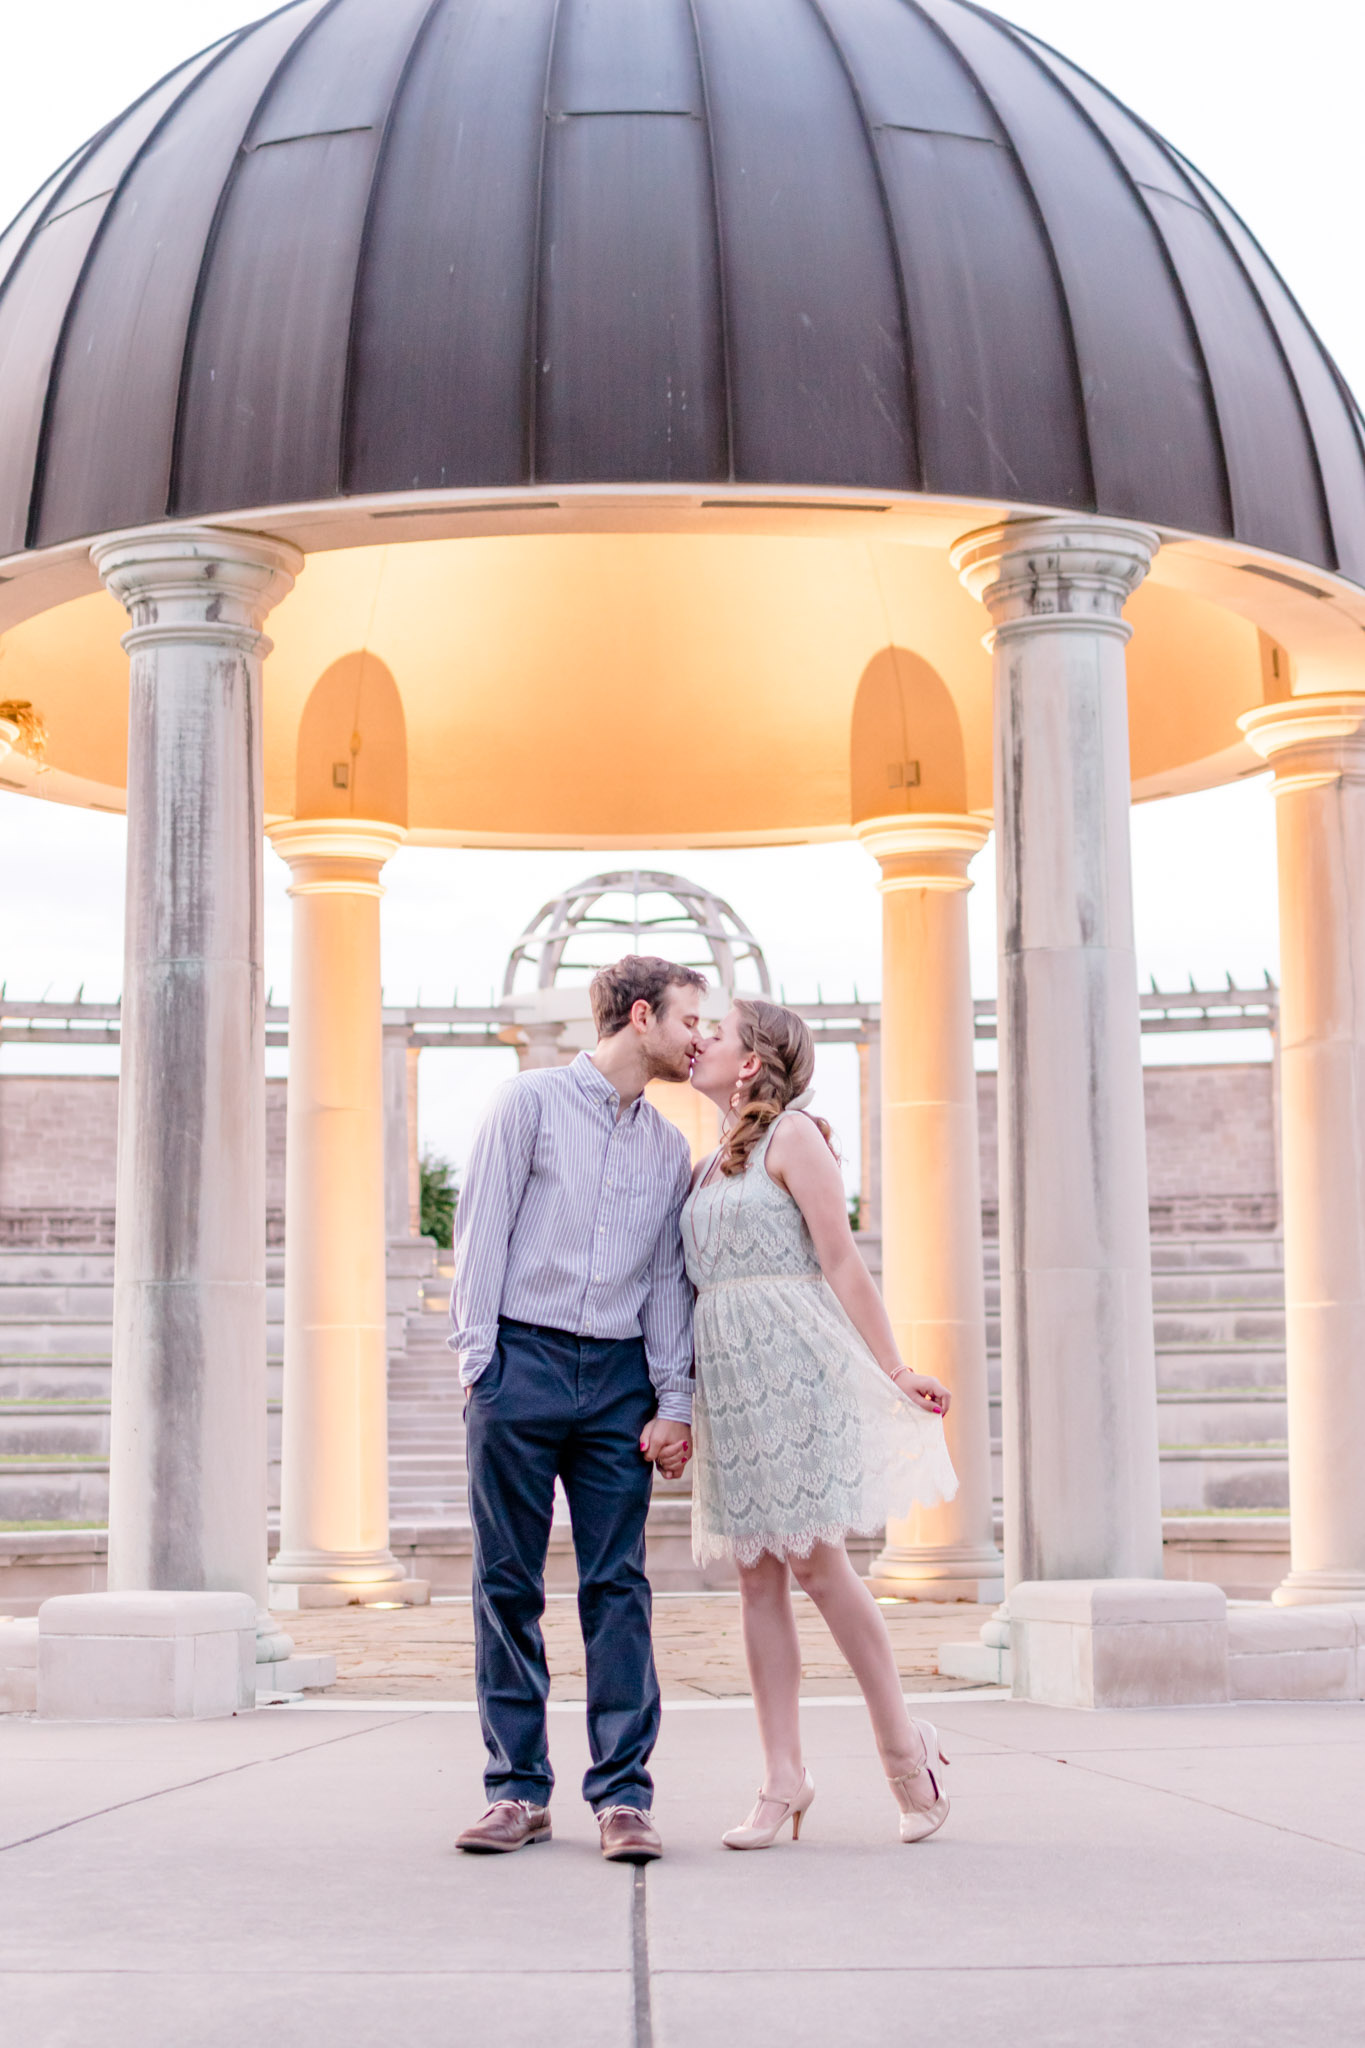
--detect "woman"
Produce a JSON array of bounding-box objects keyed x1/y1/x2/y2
[{"x1": 684, "y1": 997, "x2": 957, "y2": 1849}]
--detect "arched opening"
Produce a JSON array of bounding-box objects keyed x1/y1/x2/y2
[
  {"x1": 295, "y1": 651, "x2": 407, "y2": 826},
  {"x1": 849, "y1": 648, "x2": 967, "y2": 823}
]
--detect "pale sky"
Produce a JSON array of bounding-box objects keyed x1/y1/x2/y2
[{"x1": 0, "y1": 0, "x2": 1350, "y2": 1174}]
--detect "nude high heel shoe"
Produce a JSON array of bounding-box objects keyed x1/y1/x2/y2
[
  {"x1": 722, "y1": 1769, "x2": 816, "y2": 1850},
  {"x1": 887, "y1": 1719, "x2": 950, "y2": 1843}
]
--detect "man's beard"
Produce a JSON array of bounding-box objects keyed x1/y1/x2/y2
[{"x1": 643, "y1": 1045, "x2": 692, "y2": 1084}]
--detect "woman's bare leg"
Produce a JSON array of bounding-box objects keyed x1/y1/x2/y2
[
  {"x1": 736, "y1": 1551, "x2": 805, "y2": 1802},
  {"x1": 788, "y1": 1541, "x2": 934, "y2": 1801}
]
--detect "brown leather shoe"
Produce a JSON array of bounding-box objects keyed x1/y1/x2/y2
[
  {"x1": 456, "y1": 1800, "x2": 552, "y2": 1854},
  {"x1": 597, "y1": 1805, "x2": 662, "y2": 1863}
]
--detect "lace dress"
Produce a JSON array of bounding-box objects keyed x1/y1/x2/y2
[{"x1": 682, "y1": 1116, "x2": 958, "y2": 1568}]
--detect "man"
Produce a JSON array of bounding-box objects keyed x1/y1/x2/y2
[{"x1": 450, "y1": 955, "x2": 704, "y2": 1863}]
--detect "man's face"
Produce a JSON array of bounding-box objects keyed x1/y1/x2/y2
[{"x1": 639, "y1": 982, "x2": 704, "y2": 1084}]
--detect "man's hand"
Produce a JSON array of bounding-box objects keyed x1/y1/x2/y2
[{"x1": 640, "y1": 1416, "x2": 692, "y2": 1482}]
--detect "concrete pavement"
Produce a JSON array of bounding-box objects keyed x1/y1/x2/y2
[{"x1": 2, "y1": 1693, "x2": 1364, "y2": 2046}]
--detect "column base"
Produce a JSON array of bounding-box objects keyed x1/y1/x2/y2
[
  {"x1": 1272, "y1": 1567, "x2": 1365, "y2": 1607},
  {"x1": 937, "y1": 1599, "x2": 1012, "y2": 1684},
  {"x1": 268, "y1": 1546, "x2": 429, "y2": 1609},
  {"x1": 256, "y1": 1611, "x2": 295, "y2": 1667},
  {"x1": 269, "y1": 1579, "x2": 430, "y2": 1611},
  {"x1": 255, "y1": 1653, "x2": 339, "y2": 1696},
  {"x1": 936, "y1": 1638, "x2": 1012, "y2": 1685},
  {"x1": 1011, "y1": 1579, "x2": 1227, "y2": 1708},
  {"x1": 866, "y1": 1542, "x2": 1004, "y2": 1605}
]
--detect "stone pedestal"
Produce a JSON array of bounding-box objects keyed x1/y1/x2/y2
[
  {"x1": 954, "y1": 516, "x2": 1164, "y2": 1592},
  {"x1": 1226, "y1": 1601, "x2": 1365, "y2": 1701},
  {"x1": 267, "y1": 821, "x2": 424, "y2": 1605},
  {"x1": 1240, "y1": 696, "x2": 1365, "y2": 1607},
  {"x1": 92, "y1": 526, "x2": 302, "y2": 1683},
  {"x1": 1010, "y1": 1579, "x2": 1228, "y2": 1708},
  {"x1": 37, "y1": 1592, "x2": 256, "y2": 1719},
  {"x1": 856, "y1": 816, "x2": 1003, "y2": 1604}
]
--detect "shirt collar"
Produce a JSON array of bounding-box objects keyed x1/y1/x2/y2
[{"x1": 572, "y1": 1049, "x2": 643, "y2": 1122}]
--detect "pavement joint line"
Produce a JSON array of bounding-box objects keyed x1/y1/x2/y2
[
  {"x1": 0, "y1": 1968, "x2": 638, "y2": 1980},
  {"x1": 266, "y1": 1689, "x2": 1013, "y2": 1713},
  {"x1": 0, "y1": 1715, "x2": 416, "y2": 1857},
  {"x1": 1034, "y1": 1751, "x2": 1365, "y2": 1863},
  {"x1": 646, "y1": 1955, "x2": 1365, "y2": 1976},
  {"x1": 632, "y1": 1867, "x2": 653, "y2": 2048}
]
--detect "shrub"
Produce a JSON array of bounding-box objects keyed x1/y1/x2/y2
[{"x1": 420, "y1": 1150, "x2": 458, "y2": 1248}]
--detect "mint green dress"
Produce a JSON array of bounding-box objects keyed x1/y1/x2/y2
[{"x1": 681, "y1": 1116, "x2": 957, "y2": 1569}]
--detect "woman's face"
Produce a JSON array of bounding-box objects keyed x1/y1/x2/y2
[{"x1": 688, "y1": 1006, "x2": 758, "y2": 1102}]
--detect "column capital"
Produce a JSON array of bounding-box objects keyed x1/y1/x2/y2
[
  {"x1": 268, "y1": 818, "x2": 406, "y2": 897},
  {"x1": 0, "y1": 714, "x2": 18, "y2": 762},
  {"x1": 855, "y1": 813, "x2": 990, "y2": 892},
  {"x1": 91, "y1": 523, "x2": 303, "y2": 659},
  {"x1": 1238, "y1": 693, "x2": 1365, "y2": 794},
  {"x1": 951, "y1": 514, "x2": 1159, "y2": 643}
]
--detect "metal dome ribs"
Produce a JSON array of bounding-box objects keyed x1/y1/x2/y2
[{"x1": 0, "y1": 0, "x2": 1359, "y2": 577}]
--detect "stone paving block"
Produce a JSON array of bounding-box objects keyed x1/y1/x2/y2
[{"x1": 1, "y1": 1697, "x2": 1364, "y2": 2044}]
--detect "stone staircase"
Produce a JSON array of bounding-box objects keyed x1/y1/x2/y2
[
  {"x1": 0, "y1": 1248, "x2": 285, "y2": 1528},
  {"x1": 386, "y1": 1243, "x2": 468, "y2": 1520},
  {"x1": 1, "y1": 1232, "x2": 1289, "y2": 1571},
  {"x1": 986, "y1": 1233, "x2": 1288, "y2": 1513},
  {"x1": 0, "y1": 1237, "x2": 462, "y2": 1538}
]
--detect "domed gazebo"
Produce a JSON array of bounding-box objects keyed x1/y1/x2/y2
[{"x1": 2, "y1": 0, "x2": 1363, "y2": 1698}]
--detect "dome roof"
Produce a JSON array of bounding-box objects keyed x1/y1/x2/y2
[{"x1": 1, "y1": 0, "x2": 1363, "y2": 578}]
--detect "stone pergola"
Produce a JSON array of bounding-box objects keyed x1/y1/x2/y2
[{"x1": 2, "y1": 0, "x2": 1364, "y2": 1709}]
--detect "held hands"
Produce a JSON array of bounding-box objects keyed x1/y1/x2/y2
[
  {"x1": 640, "y1": 1416, "x2": 693, "y2": 1481},
  {"x1": 891, "y1": 1367, "x2": 952, "y2": 1417}
]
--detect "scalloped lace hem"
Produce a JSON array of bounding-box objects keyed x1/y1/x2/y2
[
  {"x1": 691, "y1": 1517, "x2": 886, "y2": 1570},
  {"x1": 692, "y1": 1479, "x2": 956, "y2": 1571}
]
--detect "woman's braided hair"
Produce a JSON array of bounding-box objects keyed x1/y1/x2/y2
[{"x1": 716, "y1": 998, "x2": 837, "y2": 1178}]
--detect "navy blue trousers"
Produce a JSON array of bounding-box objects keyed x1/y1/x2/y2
[{"x1": 464, "y1": 1318, "x2": 661, "y2": 1811}]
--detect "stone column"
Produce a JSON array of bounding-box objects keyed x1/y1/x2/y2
[
  {"x1": 92, "y1": 526, "x2": 301, "y2": 1640},
  {"x1": 1239, "y1": 695, "x2": 1365, "y2": 1605},
  {"x1": 857, "y1": 817, "x2": 1003, "y2": 1603},
  {"x1": 382, "y1": 1021, "x2": 417, "y2": 1239},
  {"x1": 267, "y1": 820, "x2": 414, "y2": 1604},
  {"x1": 953, "y1": 516, "x2": 1163, "y2": 1588},
  {"x1": 516, "y1": 1018, "x2": 566, "y2": 1069},
  {"x1": 857, "y1": 1029, "x2": 881, "y2": 1236}
]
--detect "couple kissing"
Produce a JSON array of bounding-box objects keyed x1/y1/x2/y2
[{"x1": 449, "y1": 954, "x2": 957, "y2": 1861}]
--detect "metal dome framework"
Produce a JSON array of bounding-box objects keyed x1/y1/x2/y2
[
  {"x1": 0, "y1": 0, "x2": 1361, "y2": 574},
  {"x1": 502, "y1": 869, "x2": 770, "y2": 1001}
]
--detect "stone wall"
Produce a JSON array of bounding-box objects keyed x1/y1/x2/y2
[
  {"x1": 0, "y1": 1059, "x2": 1278, "y2": 1246},
  {"x1": 977, "y1": 1061, "x2": 1278, "y2": 1235},
  {"x1": 0, "y1": 1077, "x2": 288, "y2": 1247}
]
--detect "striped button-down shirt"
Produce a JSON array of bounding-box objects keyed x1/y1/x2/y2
[{"x1": 449, "y1": 1052, "x2": 695, "y2": 1422}]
